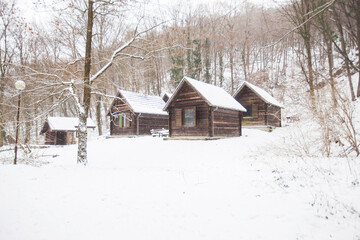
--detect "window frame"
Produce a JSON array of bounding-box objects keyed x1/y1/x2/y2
[
  {"x1": 243, "y1": 105, "x2": 252, "y2": 117},
  {"x1": 183, "y1": 107, "x2": 196, "y2": 127},
  {"x1": 244, "y1": 104, "x2": 258, "y2": 118},
  {"x1": 118, "y1": 113, "x2": 131, "y2": 128}
]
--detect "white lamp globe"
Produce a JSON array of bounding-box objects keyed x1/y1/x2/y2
[{"x1": 15, "y1": 80, "x2": 26, "y2": 91}]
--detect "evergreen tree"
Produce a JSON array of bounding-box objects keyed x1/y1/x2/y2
[
  {"x1": 204, "y1": 38, "x2": 211, "y2": 83},
  {"x1": 169, "y1": 54, "x2": 184, "y2": 87},
  {"x1": 191, "y1": 39, "x2": 202, "y2": 79}
]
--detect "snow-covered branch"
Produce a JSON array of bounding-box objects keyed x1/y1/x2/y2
[{"x1": 90, "y1": 20, "x2": 168, "y2": 84}]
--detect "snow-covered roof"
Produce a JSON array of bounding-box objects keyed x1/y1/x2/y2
[
  {"x1": 234, "y1": 81, "x2": 283, "y2": 108},
  {"x1": 44, "y1": 117, "x2": 96, "y2": 132},
  {"x1": 118, "y1": 90, "x2": 168, "y2": 115},
  {"x1": 164, "y1": 76, "x2": 246, "y2": 112}
]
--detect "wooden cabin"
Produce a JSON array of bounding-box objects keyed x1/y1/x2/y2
[
  {"x1": 107, "y1": 90, "x2": 168, "y2": 136},
  {"x1": 163, "y1": 76, "x2": 246, "y2": 138},
  {"x1": 233, "y1": 81, "x2": 283, "y2": 127},
  {"x1": 40, "y1": 117, "x2": 96, "y2": 145}
]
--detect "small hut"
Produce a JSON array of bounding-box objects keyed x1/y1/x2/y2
[
  {"x1": 40, "y1": 117, "x2": 96, "y2": 145},
  {"x1": 107, "y1": 90, "x2": 168, "y2": 136},
  {"x1": 233, "y1": 81, "x2": 283, "y2": 127},
  {"x1": 163, "y1": 77, "x2": 246, "y2": 138}
]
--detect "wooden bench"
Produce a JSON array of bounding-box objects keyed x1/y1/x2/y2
[{"x1": 150, "y1": 128, "x2": 169, "y2": 137}]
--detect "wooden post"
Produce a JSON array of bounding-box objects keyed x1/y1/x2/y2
[
  {"x1": 239, "y1": 112, "x2": 242, "y2": 136},
  {"x1": 168, "y1": 110, "x2": 172, "y2": 137},
  {"x1": 208, "y1": 107, "x2": 213, "y2": 137},
  {"x1": 14, "y1": 94, "x2": 21, "y2": 165}
]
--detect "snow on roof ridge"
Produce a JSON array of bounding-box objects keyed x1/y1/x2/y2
[
  {"x1": 236, "y1": 81, "x2": 284, "y2": 108},
  {"x1": 164, "y1": 76, "x2": 246, "y2": 112},
  {"x1": 119, "y1": 89, "x2": 168, "y2": 116},
  {"x1": 47, "y1": 116, "x2": 96, "y2": 131}
]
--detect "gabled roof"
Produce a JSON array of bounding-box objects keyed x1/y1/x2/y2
[
  {"x1": 163, "y1": 76, "x2": 246, "y2": 112},
  {"x1": 40, "y1": 117, "x2": 96, "y2": 134},
  {"x1": 110, "y1": 90, "x2": 168, "y2": 116},
  {"x1": 233, "y1": 81, "x2": 283, "y2": 108}
]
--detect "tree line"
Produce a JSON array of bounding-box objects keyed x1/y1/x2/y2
[{"x1": 0, "y1": 0, "x2": 359, "y2": 161}]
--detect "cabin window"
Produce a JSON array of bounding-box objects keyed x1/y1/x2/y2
[
  {"x1": 175, "y1": 109, "x2": 182, "y2": 127},
  {"x1": 119, "y1": 115, "x2": 123, "y2": 128},
  {"x1": 126, "y1": 115, "x2": 131, "y2": 127},
  {"x1": 118, "y1": 114, "x2": 131, "y2": 128},
  {"x1": 183, "y1": 108, "x2": 196, "y2": 126},
  {"x1": 244, "y1": 105, "x2": 252, "y2": 117},
  {"x1": 244, "y1": 104, "x2": 258, "y2": 118}
]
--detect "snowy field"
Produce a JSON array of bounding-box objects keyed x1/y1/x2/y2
[{"x1": 0, "y1": 128, "x2": 359, "y2": 240}]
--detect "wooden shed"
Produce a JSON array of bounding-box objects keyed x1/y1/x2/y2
[
  {"x1": 40, "y1": 117, "x2": 96, "y2": 145},
  {"x1": 107, "y1": 90, "x2": 168, "y2": 136},
  {"x1": 233, "y1": 81, "x2": 283, "y2": 127},
  {"x1": 163, "y1": 77, "x2": 246, "y2": 138}
]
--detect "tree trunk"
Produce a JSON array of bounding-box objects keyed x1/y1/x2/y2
[
  {"x1": 356, "y1": 0, "x2": 360, "y2": 97},
  {"x1": 303, "y1": 0, "x2": 315, "y2": 108},
  {"x1": 229, "y1": 49, "x2": 234, "y2": 94},
  {"x1": 96, "y1": 95, "x2": 102, "y2": 136},
  {"x1": 333, "y1": 7, "x2": 356, "y2": 100},
  {"x1": 326, "y1": 40, "x2": 336, "y2": 107},
  {"x1": 219, "y1": 50, "x2": 224, "y2": 87},
  {"x1": 241, "y1": 49, "x2": 248, "y2": 82},
  {"x1": 213, "y1": 50, "x2": 217, "y2": 86},
  {"x1": 0, "y1": 76, "x2": 5, "y2": 147},
  {"x1": 77, "y1": 0, "x2": 94, "y2": 165}
]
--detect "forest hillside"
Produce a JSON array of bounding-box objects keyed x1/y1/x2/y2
[{"x1": 0, "y1": 0, "x2": 359, "y2": 158}]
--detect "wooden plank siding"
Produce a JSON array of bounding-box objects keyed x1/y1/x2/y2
[
  {"x1": 234, "y1": 85, "x2": 266, "y2": 126},
  {"x1": 109, "y1": 93, "x2": 168, "y2": 136},
  {"x1": 168, "y1": 82, "x2": 210, "y2": 137},
  {"x1": 234, "y1": 85, "x2": 281, "y2": 127},
  {"x1": 213, "y1": 108, "x2": 242, "y2": 137},
  {"x1": 267, "y1": 104, "x2": 282, "y2": 127},
  {"x1": 44, "y1": 131, "x2": 76, "y2": 145},
  {"x1": 137, "y1": 114, "x2": 168, "y2": 135},
  {"x1": 110, "y1": 111, "x2": 137, "y2": 136},
  {"x1": 167, "y1": 81, "x2": 242, "y2": 137}
]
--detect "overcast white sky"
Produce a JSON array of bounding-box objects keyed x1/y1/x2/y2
[{"x1": 18, "y1": 0, "x2": 290, "y2": 28}]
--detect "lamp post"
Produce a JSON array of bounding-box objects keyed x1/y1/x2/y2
[{"x1": 14, "y1": 80, "x2": 26, "y2": 165}]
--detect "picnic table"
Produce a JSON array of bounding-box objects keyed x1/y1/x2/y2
[{"x1": 150, "y1": 128, "x2": 169, "y2": 137}]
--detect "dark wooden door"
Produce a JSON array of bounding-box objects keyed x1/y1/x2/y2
[{"x1": 56, "y1": 131, "x2": 66, "y2": 145}]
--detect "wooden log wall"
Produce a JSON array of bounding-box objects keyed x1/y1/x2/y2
[
  {"x1": 235, "y1": 86, "x2": 266, "y2": 126},
  {"x1": 109, "y1": 95, "x2": 168, "y2": 136},
  {"x1": 110, "y1": 111, "x2": 137, "y2": 136},
  {"x1": 45, "y1": 131, "x2": 56, "y2": 145},
  {"x1": 266, "y1": 104, "x2": 282, "y2": 127},
  {"x1": 168, "y1": 82, "x2": 210, "y2": 137},
  {"x1": 213, "y1": 108, "x2": 242, "y2": 137},
  {"x1": 138, "y1": 114, "x2": 168, "y2": 135}
]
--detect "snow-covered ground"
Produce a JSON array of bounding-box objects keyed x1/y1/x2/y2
[{"x1": 0, "y1": 128, "x2": 359, "y2": 240}]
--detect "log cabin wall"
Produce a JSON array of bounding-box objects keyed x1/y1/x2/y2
[
  {"x1": 213, "y1": 108, "x2": 242, "y2": 137},
  {"x1": 44, "y1": 131, "x2": 76, "y2": 145},
  {"x1": 266, "y1": 104, "x2": 282, "y2": 127},
  {"x1": 45, "y1": 131, "x2": 56, "y2": 145},
  {"x1": 110, "y1": 111, "x2": 137, "y2": 136},
  {"x1": 109, "y1": 94, "x2": 168, "y2": 136},
  {"x1": 234, "y1": 86, "x2": 266, "y2": 126},
  {"x1": 168, "y1": 82, "x2": 210, "y2": 137},
  {"x1": 109, "y1": 94, "x2": 136, "y2": 135},
  {"x1": 138, "y1": 114, "x2": 168, "y2": 135}
]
